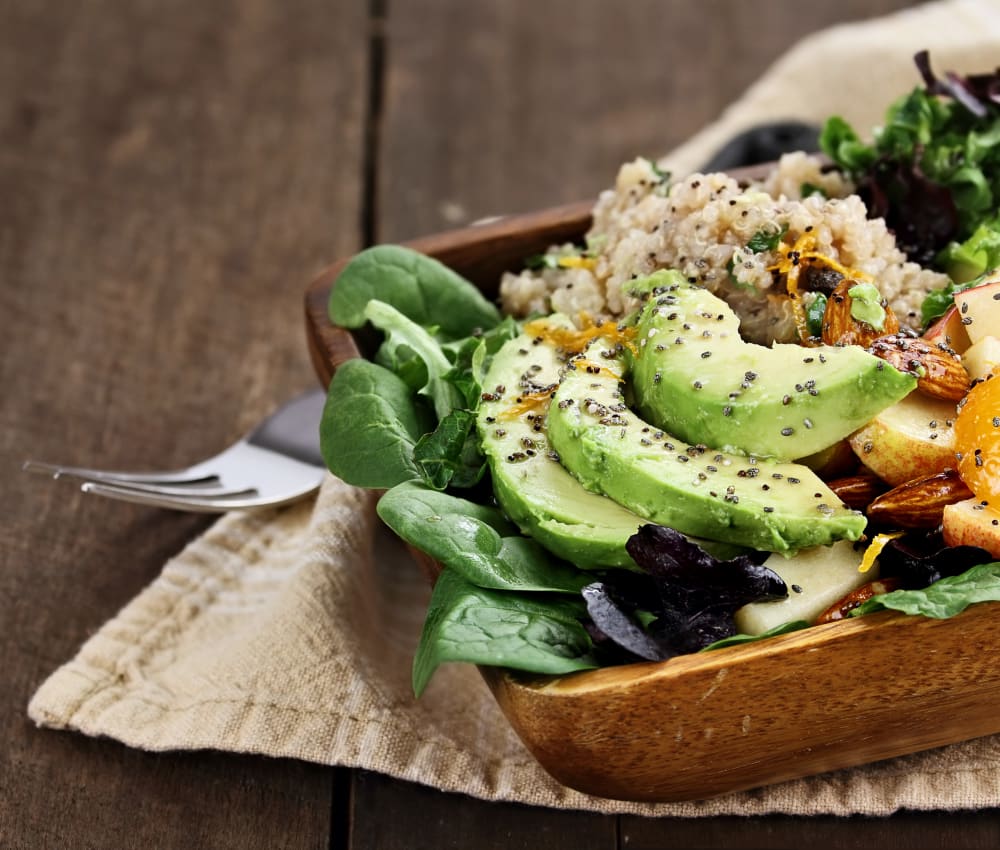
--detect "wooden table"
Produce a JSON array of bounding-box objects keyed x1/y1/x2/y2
[{"x1": 4, "y1": 1, "x2": 1000, "y2": 846}]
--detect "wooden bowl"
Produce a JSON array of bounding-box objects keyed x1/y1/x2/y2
[{"x1": 303, "y1": 199, "x2": 1000, "y2": 803}]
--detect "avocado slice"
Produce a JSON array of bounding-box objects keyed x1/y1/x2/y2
[
  {"x1": 546, "y1": 338, "x2": 867, "y2": 553},
  {"x1": 476, "y1": 320, "x2": 644, "y2": 568},
  {"x1": 630, "y1": 271, "x2": 917, "y2": 460}
]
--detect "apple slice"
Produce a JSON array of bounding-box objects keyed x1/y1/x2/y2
[
  {"x1": 963, "y1": 334, "x2": 1000, "y2": 381},
  {"x1": 734, "y1": 540, "x2": 868, "y2": 634},
  {"x1": 848, "y1": 392, "x2": 959, "y2": 485},
  {"x1": 924, "y1": 304, "x2": 971, "y2": 355},
  {"x1": 954, "y1": 273, "x2": 1000, "y2": 346},
  {"x1": 942, "y1": 498, "x2": 1000, "y2": 558}
]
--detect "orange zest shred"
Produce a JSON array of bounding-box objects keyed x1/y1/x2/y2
[
  {"x1": 767, "y1": 232, "x2": 874, "y2": 343},
  {"x1": 523, "y1": 315, "x2": 636, "y2": 357},
  {"x1": 500, "y1": 388, "x2": 556, "y2": 420},
  {"x1": 556, "y1": 255, "x2": 597, "y2": 271},
  {"x1": 858, "y1": 532, "x2": 904, "y2": 574},
  {"x1": 568, "y1": 358, "x2": 621, "y2": 381}
]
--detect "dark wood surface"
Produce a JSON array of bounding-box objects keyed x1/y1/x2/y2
[{"x1": 5, "y1": 0, "x2": 1000, "y2": 847}]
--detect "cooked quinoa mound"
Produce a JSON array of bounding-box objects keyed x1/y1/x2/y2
[{"x1": 499, "y1": 152, "x2": 949, "y2": 344}]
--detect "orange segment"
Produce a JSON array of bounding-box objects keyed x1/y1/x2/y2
[{"x1": 955, "y1": 375, "x2": 1000, "y2": 505}]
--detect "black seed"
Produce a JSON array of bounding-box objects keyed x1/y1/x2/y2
[
  {"x1": 782, "y1": 394, "x2": 791, "y2": 405},
  {"x1": 781, "y1": 427, "x2": 794, "y2": 436},
  {"x1": 722, "y1": 405, "x2": 732, "y2": 416},
  {"x1": 791, "y1": 584, "x2": 803, "y2": 593},
  {"x1": 763, "y1": 506, "x2": 774, "y2": 513}
]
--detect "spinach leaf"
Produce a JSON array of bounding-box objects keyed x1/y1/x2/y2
[
  {"x1": 329, "y1": 245, "x2": 501, "y2": 339},
  {"x1": 852, "y1": 562, "x2": 1000, "y2": 619},
  {"x1": 320, "y1": 359, "x2": 434, "y2": 488},
  {"x1": 364, "y1": 300, "x2": 464, "y2": 421},
  {"x1": 442, "y1": 316, "x2": 520, "y2": 408},
  {"x1": 701, "y1": 620, "x2": 810, "y2": 651},
  {"x1": 412, "y1": 569, "x2": 597, "y2": 696},
  {"x1": 412, "y1": 408, "x2": 484, "y2": 489},
  {"x1": 378, "y1": 482, "x2": 591, "y2": 594}
]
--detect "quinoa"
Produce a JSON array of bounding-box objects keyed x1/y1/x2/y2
[{"x1": 499, "y1": 153, "x2": 948, "y2": 344}]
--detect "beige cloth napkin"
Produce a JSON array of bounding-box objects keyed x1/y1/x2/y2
[{"x1": 29, "y1": 0, "x2": 1000, "y2": 817}]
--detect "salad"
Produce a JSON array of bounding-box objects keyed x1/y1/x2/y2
[{"x1": 320, "y1": 53, "x2": 1000, "y2": 696}]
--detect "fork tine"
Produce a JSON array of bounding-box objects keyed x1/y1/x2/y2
[
  {"x1": 22, "y1": 460, "x2": 217, "y2": 486},
  {"x1": 78, "y1": 481, "x2": 293, "y2": 513}
]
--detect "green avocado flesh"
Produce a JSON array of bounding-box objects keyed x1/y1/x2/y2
[
  {"x1": 476, "y1": 322, "x2": 644, "y2": 568},
  {"x1": 630, "y1": 271, "x2": 917, "y2": 460},
  {"x1": 546, "y1": 339, "x2": 867, "y2": 553}
]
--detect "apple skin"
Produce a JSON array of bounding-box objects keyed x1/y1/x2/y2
[
  {"x1": 954, "y1": 274, "x2": 1000, "y2": 346},
  {"x1": 848, "y1": 392, "x2": 960, "y2": 486},
  {"x1": 924, "y1": 304, "x2": 971, "y2": 354},
  {"x1": 942, "y1": 498, "x2": 1000, "y2": 558},
  {"x1": 963, "y1": 334, "x2": 1000, "y2": 381}
]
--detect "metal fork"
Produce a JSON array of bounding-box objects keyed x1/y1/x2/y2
[{"x1": 23, "y1": 388, "x2": 328, "y2": 512}]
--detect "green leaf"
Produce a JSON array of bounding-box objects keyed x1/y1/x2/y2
[
  {"x1": 852, "y1": 562, "x2": 1000, "y2": 619},
  {"x1": 524, "y1": 253, "x2": 563, "y2": 270},
  {"x1": 320, "y1": 359, "x2": 433, "y2": 488},
  {"x1": 412, "y1": 569, "x2": 597, "y2": 696},
  {"x1": 700, "y1": 620, "x2": 810, "y2": 652},
  {"x1": 938, "y1": 220, "x2": 1000, "y2": 284},
  {"x1": 819, "y1": 115, "x2": 877, "y2": 174},
  {"x1": 412, "y1": 409, "x2": 483, "y2": 490},
  {"x1": 364, "y1": 300, "x2": 464, "y2": 421},
  {"x1": 377, "y1": 482, "x2": 591, "y2": 594},
  {"x1": 806, "y1": 293, "x2": 827, "y2": 337},
  {"x1": 746, "y1": 224, "x2": 787, "y2": 254},
  {"x1": 328, "y1": 245, "x2": 500, "y2": 339},
  {"x1": 800, "y1": 182, "x2": 827, "y2": 199}
]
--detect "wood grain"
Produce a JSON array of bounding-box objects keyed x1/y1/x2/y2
[
  {"x1": 377, "y1": 0, "x2": 929, "y2": 243},
  {"x1": 0, "y1": 0, "x2": 366, "y2": 846}
]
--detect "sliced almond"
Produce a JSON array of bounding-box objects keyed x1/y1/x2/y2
[
  {"x1": 868, "y1": 333, "x2": 970, "y2": 402},
  {"x1": 815, "y1": 577, "x2": 902, "y2": 624},
  {"x1": 821, "y1": 278, "x2": 900, "y2": 348},
  {"x1": 826, "y1": 470, "x2": 888, "y2": 511},
  {"x1": 866, "y1": 468, "x2": 973, "y2": 529}
]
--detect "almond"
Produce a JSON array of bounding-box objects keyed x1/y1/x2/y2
[
  {"x1": 827, "y1": 470, "x2": 888, "y2": 511},
  {"x1": 821, "y1": 278, "x2": 900, "y2": 348},
  {"x1": 868, "y1": 333, "x2": 970, "y2": 402},
  {"x1": 866, "y1": 468, "x2": 973, "y2": 528},
  {"x1": 815, "y1": 577, "x2": 902, "y2": 624}
]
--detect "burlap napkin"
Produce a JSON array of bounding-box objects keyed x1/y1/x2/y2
[{"x1": 29, "y1": 0, "x2": 1000, "y2": 817}]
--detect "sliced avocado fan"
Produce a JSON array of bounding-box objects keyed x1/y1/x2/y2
[
  {"x1": 629, "y1": 270, "x2": 917, "y2": 460},
  {"x1": 546, "y1": 336, "x2": 867, "y2": 553},
  {"x1": 476, "y1": 318, "x2": 644, "y2": 568}
]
